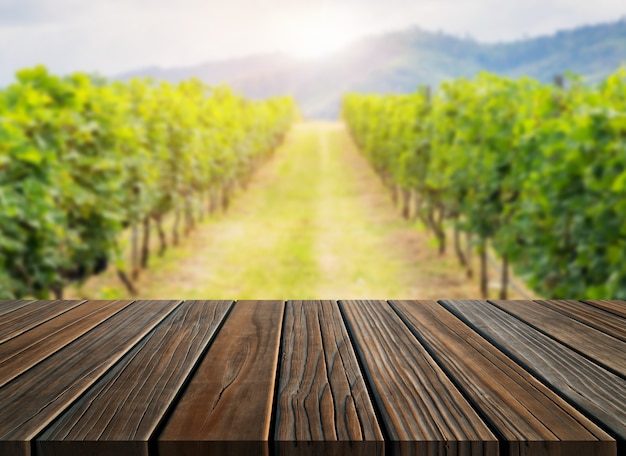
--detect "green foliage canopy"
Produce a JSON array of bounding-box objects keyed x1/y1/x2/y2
[
  {"x1": 0, "y1": 66, "x2": 296, "y2": 298},
  {"x1": 343, "y1": 69, "x2": 626, "y2": 298}
]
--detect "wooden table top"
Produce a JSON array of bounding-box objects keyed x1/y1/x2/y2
[{"x1": 0, "y1": 299, "x2": 624, "y2": 456}]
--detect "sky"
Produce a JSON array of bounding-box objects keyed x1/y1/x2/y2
[{"x1": 0, "y1": 0, "x2": 625, "y2": 85}]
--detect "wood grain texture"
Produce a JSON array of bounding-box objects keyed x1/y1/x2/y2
[
  {"x1": 338, "y1": 300, "x2": 498, "y2": 456},
  {"x1": 37, "y1": 300, "x2": 233, "y2": 456},
  {"x1": 0, "y1": 300, "x2": 85, "y2": 344},
  {"x1": 158, "y1": 300, "x2": 284, "y2": 456},
  {"x1": 275, "y1": 300, "x2": 383, "y2": 456},
  {"x1": 0, "y1": 300, "x2": 34, "y2": 318},
  {"x1": 0, "y1": 299, "x2": 623, "y2": 455},
  {"x1": 584, "y1": 300, "x2": 626, "y2": 320},
  {"x1": 0, "y1": 300, "x2": 182, "y2": 456},
  {"x1": 491, "y1": 299, "x2": 626, "y2": 377},
  {"x1": 537, "y1": 300, "x2": 626, "y2": 342},
  {"x1": 391, "y1": 300, "x2": 615, "y2": 456},
  {"x1": 442, "y1": 300, "x2": 626, "y2": 442},
  {"x1": 0, "y1": 299, "x2": 134, "y2": 388}
]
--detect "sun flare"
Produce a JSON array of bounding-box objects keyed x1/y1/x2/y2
[{"x1": 284, "y1": 13, "x2": 355, "y2": 59}]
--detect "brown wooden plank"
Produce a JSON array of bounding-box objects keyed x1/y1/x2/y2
[
  {"x1": 0, "y1": 300, "x2": 34, "y2": 318},
  {"x1": 584, "y1": 300, "x2": 626, "y2": 320},
  {"x1": 158, "y1": 300, "x2": 284, "y2": 456},
  {"x1": 442, "y1": 300, "x2": 626, "y2": 444},
  {"x1": 491, "y1": 299, "x2": 626, "y2": 378},
  {"x1": 37, "y1": 300, "x2": 233, "y2": 456},
  {"x1": 391, "y1": 300, "x2": 615, "y2": 456},
  {"x1": 338, "y1": 300, "x2": 498, "y2": 455},
  {"x1": 0, "y1": 299, "x2": 134, "y2": 388},
  {"x1": 0, "y1": 300, "x2": 182, "y2": 456},
  {"x1": 275, "y1": 300, "x2": 383, "y2": 456},
  {"x1": 0, "y1": 300, "x2": 85, "y2": 344},
  {"x1": 537, "y1": 300, "x2": 626, "y2": 342}
]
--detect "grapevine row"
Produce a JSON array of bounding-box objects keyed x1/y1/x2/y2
[
  {"x1": 0, "y1": 66, "x2": 296, "y2": 299},
  {"x1": 343, "y1": 70, "x2": 626, "y2": 299}
]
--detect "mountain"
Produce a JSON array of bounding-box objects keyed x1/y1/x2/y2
[{"x1": 117, "y1": 19, "x2": 626, "y2": 119}]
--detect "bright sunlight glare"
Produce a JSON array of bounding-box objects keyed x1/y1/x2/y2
[{"x1": 284, "y1": 11, "x2": 358, "y2": 59}]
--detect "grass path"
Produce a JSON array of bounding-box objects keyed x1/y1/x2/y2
[{"x1": 72, "y1": 121, "x2": 533, "y2": 300}]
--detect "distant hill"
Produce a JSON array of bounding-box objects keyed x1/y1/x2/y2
[{"x1": 117, "y1": 19, "x2": 626, "y2": 119}]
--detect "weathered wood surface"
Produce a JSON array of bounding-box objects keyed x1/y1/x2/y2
[
  {"x1": 37, "y1": 300, "x2": 232, "y2": 456},
  {"x1": 0, "y1": 299, "x2": 623, "y2": 456},
  {"x1": 584, "y1": 299, "x2": 626, "y2": 320},
  {"x1": 275, "y1": 300, "x2": 383, "y2": 456},
  {"x1": 0, "y1": 300, "x2": 85, "y2": 344},
  {"x1": 391, "y1": 300, "x2": 613, "y2": 456},
  {"x1": 0, "y1": 299, "x2": 133, "y2": 388},
  {"x1": 537, "y1": 299, "x2": 626, "y2": 342},
  {"x1": 0, "y1": 300, "x2": 34, "y2": 318},
  {"x1": 491, "y1": 299, "x2": 626, "y2": 377},
  {"x1": 442, "y1": 300, "x2": 626, "y2": 442},
  {"x1": 339, "y1": 299, "x2": 498, "y2": 455},
  {"x1": 0, "y1": 300, "x2": 182, "y2": 456},
  {"x1": 158, "y1": 300, "x2": 284, "y2": 456}
]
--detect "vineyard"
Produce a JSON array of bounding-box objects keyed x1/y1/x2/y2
[
  {"x1": 343, "y1": 70, "x2": 626, "y2": 299},
  {"x1": 2, "y1": 65, "x2": 626, "y2": 300},
  {"x1": 0, "y1": 66, "x2": 296, "y2": 299}
]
